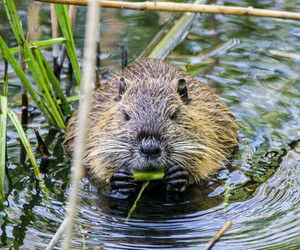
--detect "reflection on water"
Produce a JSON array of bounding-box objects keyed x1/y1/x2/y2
[{"x1": 0, "y1": 0, "x2": 300, "y2": 249}]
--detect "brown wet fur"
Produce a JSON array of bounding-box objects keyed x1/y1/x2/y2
[{"x1": 64, "y1": 58, "x2": 239, "y2": 185}]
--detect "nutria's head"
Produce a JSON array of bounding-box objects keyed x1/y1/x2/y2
[
  {"x1": 114, "y1": 77, "x2": 192, "y2": 170},
  {"x1": 85, "y1": 75, "x2": 212, "y2": 183},
  {"x1": 65, "y1": 59, "x2": 238, "y2": 184}
]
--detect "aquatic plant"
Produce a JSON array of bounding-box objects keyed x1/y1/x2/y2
[{"x1": 0, "y1": 0, "x2": 80, "y2": 199}]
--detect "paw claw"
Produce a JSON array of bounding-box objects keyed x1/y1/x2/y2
[
  {"x1": 110, "y1": 169, "x2": 137, "y2": 195},
  {"x1": 164, "y1": 165, "x2": 189, "y2": 192},
  {"x1": 111, "y1": 181, "x2": 136, "y2": 190}
]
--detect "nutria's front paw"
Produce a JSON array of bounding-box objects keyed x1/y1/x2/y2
[
  {"x1": 110, "y1": 169, "x2": 137, "y2": 195},
  {"x1": 164, "y1": 165, "x2": 189, "y2": 192}
]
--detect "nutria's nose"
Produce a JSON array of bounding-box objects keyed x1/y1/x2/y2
[{"x1": 140, "y1": 139, "x2": 162, "y2": 159}]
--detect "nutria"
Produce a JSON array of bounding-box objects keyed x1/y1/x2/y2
[{"x1": 64, "y1": 58, "x2": 239, "y2": 193}]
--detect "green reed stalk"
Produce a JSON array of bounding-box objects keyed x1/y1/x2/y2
[
  {"x1": 54, "y1": 4, "x2": 81, "y2": 85},
  {"x1": 133, "y1": 170, "x2": 165, "y2": 182},
  {"x1": 5, "y1": 38, "x2": 66, "y2": 55},
  {"x1": 125, "y1": 171, "x2": 164, "y2": 221},
  {"x1": 0, "y1": 37, "x2": 53, "y2": 122},
  {"x1": 0, "y1": 96, "x2": 7, "y2": 200},
  {"x1": 24, "y1": 43, "x2": 66, "y2": 128},
  {"x1": 2, "y1": 60, "x2": 8, "y2": 97},
  {"x1": 7, "y1": 108, "x2": 49, "y2": 198},
  {"x1": 21, "y1": 43, "x2": 65, "y2": 127},
  {"x1": 2, "y1": 0, "x2": 68, "y2": 128},
  {"x1": 0, "y1": 60, "x2": 9, "y2": 200},
  {"x1": 3, "y1": 0, "x2": 25, "y2": 42},
  {"x1": 65, "y1": 95, "x2": 80, "y2": 103},
  {"x1": 32, "y1": 48, "x2": 71, "y2": 118},
  {"x1": 56, "y1": 95, "x2": 81, "y2": 106},
  {"x1": 38, "y1": 49, "x2": 72, "y2": 115},
  {"x1": 126, "y1": 181, "x2": 150, "y2": 222}
]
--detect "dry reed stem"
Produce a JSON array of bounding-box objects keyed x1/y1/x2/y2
[
  {"x1": 45, "y1": 218, "x2": 69, "y2": 250},
  {"x1": 204, "y1": 221, "x2": 232, "y2": 250},
  {"x1": 68, "y1": 5, "x2": 77, "y2": 31},
  {"x1": 50, "y1": 4, "x2": 59, "y2": 59},
  {"x1": 35, "y1": 0, "x2": 300, "y2": 21},
  {"x1": 61, "y1": 0, "x2": 100, "y2": 249}
]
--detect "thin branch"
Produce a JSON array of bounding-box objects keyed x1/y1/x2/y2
[
  {"x1": 35, "y1": 0, "x2": 300, "y2": 21},
  {"x1": 45, "y1": 218, "x2": 69, "y2": 250},
  {"x1": 204, "y1": 221, "x2": 232, "y2": 250},
  {"x1": 61, "y1": 0, "x2": 100, "y2": 248}
]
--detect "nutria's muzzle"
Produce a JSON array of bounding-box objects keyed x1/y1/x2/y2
[{"x1": 139, "y1": 137, "x2": 162, "y2": 159}]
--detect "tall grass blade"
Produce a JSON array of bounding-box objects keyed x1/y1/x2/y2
[
  {"x1": 4, "y1": 38, "x2": 66, "y2": 55},
  {"x1": 0, "y1": 37, "x2": 53, "y2": 123},
  {"x1": 3, "y1": 0, "x2": 67, "y2": 128},
  {"x1": 0, "y1": 61, "x2": 9, "y2": 200},
  {"x1": 7, "y1": 108, "x2": 49, "y2": 198},
  {"x1": 3, "y1": 60, "x2": 8, "y2": 97},
  {"x1": 36, "y1": 48, "x2": 72, "y2": 115},
  {"x1": 2, "y1": 0, "x2": 66, "y2": 127},
  {"x1": 24, "y1": 43, "x2": 66, "y2": 128},
  {"x1": 3, "y1": 0, "x2": 25, "y2": 43},
  {"x1": 54, "y1": 4, "x2": 81, "y2": 85},
  {"x1": 31, "y1": 47, "x2": 69, "y2": 125},
  {"x1": 0, "y1": 96, "x2": 8, "y2": 200}
]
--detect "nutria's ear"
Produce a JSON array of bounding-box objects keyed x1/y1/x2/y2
[
  {"x1": 115, "y1": 77, "x2": 126, "y2": 101},
  {"x1": 176, "y1": 79, "x2": 190, "y2": 104}
]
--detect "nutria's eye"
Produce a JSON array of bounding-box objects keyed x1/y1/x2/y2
[
  {"x1": 123, "y1": 111, "x2": 130, "y2": 121},
  {"x1": 170, "y1": 110, "x2": 178, "y2": 121}
]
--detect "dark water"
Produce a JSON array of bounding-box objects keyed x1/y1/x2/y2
[{"x1": 0, "y1": 0, "x2": 300, "y2": 249}]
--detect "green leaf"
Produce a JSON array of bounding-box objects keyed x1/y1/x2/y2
[
  {"x1": 37, "y1": 48, "x2": 72, "y2": 115},
  {"x1": 31, "y1": 47, "x2": 66, "y2": 128},
  {"x1": 0, "y1": 36, "x2": 53, "y2": 123},
  {"x1": 3, "y1": 60, "x2": 8, "y2": 97},
  {"x1": 2, "y1": 1, "x2": 66, "y2": 128},
  {"x1": 54, "y1": 4, "x2": 81, "y2": 85},
  {"x1": 57, "y1": 94, "x2": 80, "y2": 104},
  {"x1": 7, "y1": 108, "x2": 49, "y2": 198},
  {"x1": 126, "y1": 181, "x2": 150, "y2": 222},
  {"x1": 4, "y1": 37, "x2": 66, "y2": 55},
  {"x1": 126, "y1": 170, "x2": 165, "y2": 222},
  {"x1": 0, "y1": 96, "x2": 8, "y2": 200},
  {"x1": 3, "y1": 0, "x2": 25, "y2": 43}
]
